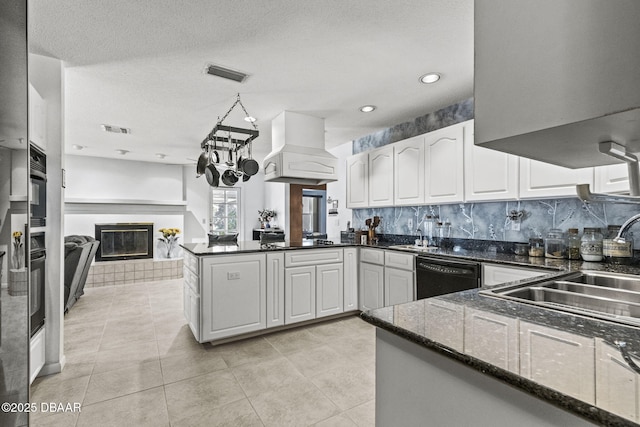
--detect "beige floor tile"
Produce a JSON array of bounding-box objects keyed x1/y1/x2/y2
[
  {"x1": 164, "y1": 369, "x2": 246, "y2": 423},
  {"x1": 314, "y1": 413, "x2": 359, "y2": 427},
  {"x1": 216, "y1": 336, "x2": 281, "y2": 368},
  {"x1": 249, "y1": 377, "x2": 340, "y2": 427},
  {"x1": 160, "y1": 348, "x2": 227, "y2": 384},
  {"x1": 83, "y1": 360, "x2": 163, "y2": 405},
  {"x1": 77, "y1": 386, "x2": 169, "y2": 427},
  {"x1": 99, "y1": 321, "x2": 156, "y2": 351},
  {"x1": 286, "y1": 344, "x2": 355, "y2": 378},
  {"x1": 30, "y1": 410, "x2": 79, "y2": 427},
  {"x1": 231, "y1": 356, "x2": 305, "y2": 397},
  {"x1": 169, "y1": 398, "x2": 263, "y2": 427},
  {"x1": 38, "y1": 351, "x2": 96, "y2": 383},
  {"x1": 156, "y1": 324, "x2": 207, "y2": 358},
  {"x1": 310, "y1": 365, "x2": 375, "y2": 411},
  {"x1": 93, "y1": 339, "x2": 159, "y2": 374},
  {"x1": 30, "y1": 375, "x2": 90, "y2": 412},
  {"x1": 344, "y1": 400, "x2": 376, "y2": 427},
  {"x1": 306, "y1": 317, "x2": 361, "y2": 342},
  {"x1": 264, "y1": 328, "x2": 325, "y2": 354}
]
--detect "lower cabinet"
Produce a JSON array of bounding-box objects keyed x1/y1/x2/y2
[
  {"x1": 464, "y1": 308, "x2": 519, "y2": 374},
  {"x1": 424, "y1": 298, "x2": 464, "y2": 352},
  {"x1": 384, "y1": 267, "x2": 414, "y2": 306},
  {"x1": 184, "y1": 284, "x2": 200, "y2": 339},
  {"x1": 519, "y1": 321, "x2": 595, "y2": 404},
  {"x1": 201, "y1": 254, "x2": 267, "y2": 342},
  {"x1": 360, "y1": 262, "x2": 384, "y2": 311},
  {"x1": 482, "y1": 263, "x2": 548, "y2": 287},
  {"x1": 343, "y1": 248, "x2": 359, "y2": 311},
  {"x1": 266, "y1": 252, "x2": 285, "y2": 328},
  {"x1": 316, "y1": 263, "x2": 344, "y2": 318},
  {"x1": 285, "y1": 266, "x2": 316, "y2": 324}
]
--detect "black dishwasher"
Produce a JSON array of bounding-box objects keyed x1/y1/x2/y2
[{"x1": 416, "y1": 256, "x2": 481, "y2": 299}]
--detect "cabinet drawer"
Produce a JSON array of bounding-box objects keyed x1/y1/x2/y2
[
  {"x1": 384, "y1": 251, "x2": 415, "y2": 271},
  {"x1": 183, "y1": 250, "x2": 199, "y2": 274},
  {"x1": 285, "y1": 248, "x2": 343, "y2": 267},
  {"x1": 183, "y1": 265, "x2": 199, "y2": 294},
  {"x1": 360, "y1": 248, "x2": 385, "y2": 265}
]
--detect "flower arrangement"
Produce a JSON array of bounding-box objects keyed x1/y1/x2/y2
[
  {"x1": 258, "y1": 209, "x2": 276, "y2": 223},
  {"x1": 12, "y1": 230, "x2": 24, "y2": 269},
  {"x1": 158, "y1": 228, "x2": 181, "y2": 258}
]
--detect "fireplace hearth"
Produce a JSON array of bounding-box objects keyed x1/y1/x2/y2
[{"x1": 95, "y1": 223, "x2": 154, "y2": 261}]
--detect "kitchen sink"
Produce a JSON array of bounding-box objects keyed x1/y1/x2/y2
[
  {"x1": 388, "y1": 244, "x2": 439, "y2": 253},
  {"x1": 481, "y1": 271, "x2": 640, "y2": 326}
]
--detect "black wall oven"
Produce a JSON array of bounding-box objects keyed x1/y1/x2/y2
[
  {"x1": 29, "y1": 232, "x2": 46, "y2": 337},
  {"x1": 30, "y1": 144, "x2": 47, "y2": 227},
  {"x1": 416, "y1": 255, "x2": 481, "y2": 300}
]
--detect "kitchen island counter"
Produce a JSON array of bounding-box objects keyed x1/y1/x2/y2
[{"x1": 181, "y1": 240, "x2": 351, "y2": 256}]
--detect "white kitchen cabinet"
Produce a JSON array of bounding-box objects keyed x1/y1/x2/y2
[
  {"x1": 29, "y1": 327, "x2": 45, "y2": 384},
  {"x1": 343, "y1": 247, "x2": 359, "y2": 312},
  {"x1": 394, "y1": 135, "x2": 425, "y2": 205},
  {"x1": 359, "y1": 262, "x2": 384, "y2": 311},
  {"x1": 368, "y1": 145, "x2": 394, "y2": 207},
  {"x1": 266, "y1": 252, "x2": 285, "y2": 328},
  {"x1": 595, "y1": 338, "x2": 640, "y2": 422},
  {"x1": 464, "y1": 120, "x2": 519, "y2": 201},
  {"x1": 424, "y1": 121, "x2": 465, "y2": 203},
  {"x1": 360, "y1": 247, "x2": 385, "y2": 265},
  {"x1": 519, "y1": 158, "x2": 594, "y2": 199},
  {"x1": 384, "y1": 267, "x2": 414, "y2": 306},
  {"x1": 183, "y1": 251, "x2": 201, "y2": 339},
  {"x1": 28, "y1": 83, "x2": 47, "y2": 152},
  {"x1": 464, "y1": 308, "x2": 519, "y2": 374},
  {"x1": 424, "y1": 298, "x2": 464, "y2": 352},
  {"x1": 594, "y1": 163, "x2": 630, "y2": 194},
  {"x1": 482, "y1": 263, "x2": 549, "y2": 287},
  {"x1": 520, "y1": 321, "x2": 595, "y2": 404},
  {"x1": 201, "y1": 254, "x2": 266, "y2": 342},
  {"x1": 346, "y1": 152, "x2": 369, "y2": 208},
  {"x1": 285, "y1": 265, "x2": 316, "y2": 324},
  {"x1": 316, "y1": 263, "x2": 344, "y2": 318}
]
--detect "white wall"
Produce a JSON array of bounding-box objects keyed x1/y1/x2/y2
[
  {"x1": 264, "y1": 181, "x2": 289, "y2": 236},
  {"x1": 326, "y1": 142, "x2": 353, "y2": 242}
]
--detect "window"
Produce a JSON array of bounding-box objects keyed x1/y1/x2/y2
[{"x1": 210, "y1": 187, "x2": 240, "y2": 235}]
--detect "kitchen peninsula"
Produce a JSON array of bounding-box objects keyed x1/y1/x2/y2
[{"x1": 180, "y1": 241, "x2": 358, "y2": 344}]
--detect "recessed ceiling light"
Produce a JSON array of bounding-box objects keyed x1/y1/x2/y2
[
  {"x1": 419, "y1": 73, "x2": 441, "y2": 84},
  {"x1": 72, "y1": 144, "x2": 85, "y2": 150},
  {"x1": 359, "y1": 105, "x2": 376, "y2": 113},
  {"x1": 155, "y1": 153, "x2": 167, "y2": 159},
  {"x1": 244, "y1": 116, "x2": 257, "y2": 123},
  {"x1": 115, "y1": 149, "x2": 129, "y2": 155}
]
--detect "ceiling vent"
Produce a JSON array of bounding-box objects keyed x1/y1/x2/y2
[
  {"x1": 205, "y1": 64, "x2": 249, "y2": 83},
  {"x1": 101, "y1": 124, "x2": 131, "y2": 134}
]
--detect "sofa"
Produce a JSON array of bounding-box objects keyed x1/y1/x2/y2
[{"x1": 64, "y1": 235, "x2": 100, "y2": 313}]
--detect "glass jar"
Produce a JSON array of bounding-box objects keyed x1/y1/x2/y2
[
  {"x1": 566, "y1": 228, "x2": 581, "y2": 260},
  {"x1": 603, "y1": 225, "x2": 633, "y2": 264},
  {"x1": 514, "y1": 243, "x2": 530, "y2": 256},
  {"x1": 545, "y1": 228, "x2": 566, "y2": 259},
  {"x1": 528, "y1": 238, "x2": 544, "y2": 257},
  {"x1": 580, "y1": 227, "x2": 603, "y2": 262}
]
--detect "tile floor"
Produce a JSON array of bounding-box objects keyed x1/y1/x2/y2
[{"x1": 30, "y1": 278, "x2": 376, "y2": 427}]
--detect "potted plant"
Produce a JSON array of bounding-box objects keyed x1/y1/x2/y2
[
  {"x1": 258, "y1": 209, "x2": 276, "y2": 228},
  {"x1": 158, "y1": 228, "x2": 181, "y2": 258}
]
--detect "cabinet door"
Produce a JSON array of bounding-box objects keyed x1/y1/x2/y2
[
  {"x1": 424, "y1": 122, "x2": 465, "y2": 203},
  {"x1": 520, "y1": 321, "x2": 595, "y2": 404},
  {"x1": 369, "y1": 145, "x2": 394, "y2": 207},
  {"x1": 266, "y1": 253, "x2": 285, "y2": 328},
  {"x1": 594, "y1": 163, "x2": 630, "y2": 194},
  {"x1": 183, "y1": 283, "x2": 200, "y2": 340},
  {"x1": 359, "y1": 262, "x2": 384, "y2": 311},
  {"x1": 346, "y1": 152, "x2": 369, "y2": 208},
  {"x1": 285, "y1": 266, "x2": 316, "y2": 324},
  {"x1": 464, "y1": 308, "x2": 519, "y2": 374},
  {"x1": 28, "y1": 83, "x2": 47, "y2": 152},
  {"x1": 464, "y1": 121, "x2": 519, "y2": 201},
  {"x1": 424, "y1": 298, "x2": 464, "y2": 352},
  {"x1": 394, "y1": 135, "x2": 425, "y2": 205},
  {"x1": 316, "y1": 263, "x2": 344, "y2": 318},
  {"x1": 343, "y1": 248, "x2": 359, "y2": 312},
  {"x1": 201, "y1": 254, "x2": 266, "y2": 341},
  {"x1": 519, "y1": 158, "x2": 594, "y2": 199},
  {"x1": 595, "y1": 338, "x2": 640, "y2": 422},
  {"x1": 384, "y1": 267, "x2": 414, "y2": 306},
  {"x1": 481, "y1": 264, "x2": 548, "y2": 287}
]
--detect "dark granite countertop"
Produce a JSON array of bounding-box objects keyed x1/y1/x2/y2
[{"x1": 180, "y1": 240, "x2": 353, "y2": 256}]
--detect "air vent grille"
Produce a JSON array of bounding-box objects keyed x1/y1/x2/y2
[
  {"x1": 205, "y1": 64, "x2": 249, "y2": 83},
  {"x1": 101, "y1": 124, "x2": 131, "y2": 134}
]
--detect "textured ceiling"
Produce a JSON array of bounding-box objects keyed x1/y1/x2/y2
[{"x1": 28, "y1": 0, "x2": 473, "y2": 164}]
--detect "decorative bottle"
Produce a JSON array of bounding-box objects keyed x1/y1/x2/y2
[{"x1": 580, "y1": 227, "x2": 603, "y2": 262}]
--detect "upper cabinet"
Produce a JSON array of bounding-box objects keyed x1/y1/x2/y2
[
  {"x1": 464, "y1": 120, "x2": 519, "y2": 201},
  {"x1": 474, "y1": 0, "x2": 640, "y2": 169},
  {"x1": 369, "y1": 145, "x2": 394, "y2": 207},
  {"x1": 394, "y1": 135, "x2": 425, "y2": 206},
  {"x1": 594, "y1": 163, "x2": 630, "y2": 194},
  {"x1": 424, "y1": 122, "x2": 465, "y2": 203},
  {"x1": 346, "y1": 151, "x2": 369, "y2": 208},
  {"x1": 519, "y1": 158, "x2": 593, "y2": 199},
  {"x1": 28, "y1": 83, "x2": 47, "y2": 152}
]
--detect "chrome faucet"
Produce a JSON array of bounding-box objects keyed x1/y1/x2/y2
[
  {"x1": 416, "y1": 228, "x2": 423, "y2": 244},
  {"x1": 614, "y1": 213, "x2": 640, "y2": 243}
]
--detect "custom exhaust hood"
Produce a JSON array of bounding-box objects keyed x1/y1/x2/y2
[{"x1": 263, "y1": 111, "x2": 338, "y2": 185}]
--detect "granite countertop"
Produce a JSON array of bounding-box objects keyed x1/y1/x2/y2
[{"x1": 180, "y1": 240, "x2": 352, "y2": 255}]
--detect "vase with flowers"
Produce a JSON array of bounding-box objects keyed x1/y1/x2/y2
[
  {"x1": 258, "y1": 209, "x2": 276, "y2": 229},
  {"x1": 158, "y1": 228, "x2": 181, "y2": 258},
  {"x1": 12, "y1": 230, "x2": 24, "y2": 270}
]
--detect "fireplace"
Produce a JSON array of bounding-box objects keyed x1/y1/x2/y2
[{"x1": 95, "y1": 223, "x2": 154, "y2": 261}]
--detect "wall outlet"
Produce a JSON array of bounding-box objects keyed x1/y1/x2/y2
[
  {"x1": 227, "y1": 272, "x2": 240, "y2": 280},
  {"x1": 407, "y1": 218, "x2": 413, "y2": 230},
  {"x1": 511, "y1": 220, "x2": 521, "y2": 231}
]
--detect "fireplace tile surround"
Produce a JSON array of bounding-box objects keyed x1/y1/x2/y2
[{"x1": 85, "y1": 258, "x2": 183, "y2": 288}]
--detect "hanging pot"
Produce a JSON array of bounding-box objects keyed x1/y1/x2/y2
[
  {"x1": 205, "y1": 164, "x2": 220, "y2": 187},
  {"x1": 221, "y1": 169, "x2": 239, "y2": 186},
  {"x1": 243, "y1": 140, "x2": 259, "y2": 176},
  {"x1": 196, "y1": 149, "x2": 208, "y2": 177},
  {"x1": 242, "y1": 173, "x2": 251, "y2": 182}
]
